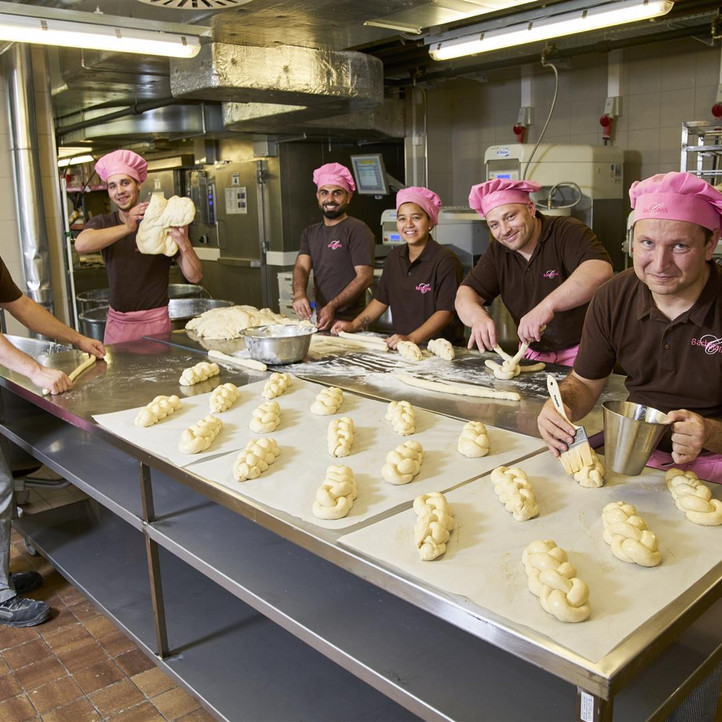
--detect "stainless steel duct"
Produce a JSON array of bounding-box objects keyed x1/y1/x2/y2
[{"x1": 3, "y1": 44, "x2": 54, "y2": 313}]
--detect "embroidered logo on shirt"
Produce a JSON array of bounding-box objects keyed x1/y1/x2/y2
[
  {"x1": 415, "y1": 283, "x2": 432, "y2": 294},
  {"x1": 327, "y1": 240, "x2": 343, "y2": 250},
  {"x1": 542, "y1": 270, "x2": 560, "y2": 279},
  {"x1": 691, "y1": 335, "x2": 722, "y2": 355}
]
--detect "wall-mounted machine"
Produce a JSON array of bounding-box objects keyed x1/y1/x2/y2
[{"x1": 350, "y1": 153, "x2": 404, "y2": 197}]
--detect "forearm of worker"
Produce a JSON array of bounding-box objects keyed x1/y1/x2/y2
[
  {"x1": 75, "y1": 224, "x2": 132, "y2": 253},
  {"x1": 455, "y1": 286, "x2": 496, "y2": 349},
  {"x1": 0, "y1": 333, "x2": 70, "y2": 392},
  {"x1": 405, "y1": 311, "x2": 454, "y2": 345},
  {"x1": 665, "y1": 410, "x2": 722, "y2": 463},
  {"x1": 173, "y1": 229, "x2": 203, "y2": 283},
  {"x1": 350, "y1": 299, "x2": 387, "y2": 330},
  {"x1": 324, "y1": 266, "x2": 373, "y2": 314}
]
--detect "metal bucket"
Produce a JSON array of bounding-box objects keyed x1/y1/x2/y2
[
  {"x1": 169, "y1": 298, "x2": 233, "y2": 330},
  {"x1": 168, "y1": 284, "x2": 211, "y2": 299},
  {"x1": 78, "y1": 305, "x2": 108, "y2": 341},
  {"x1": 76, "y1": 288, "x2": 109, "y2": 316},
  {"x1": 242, "y1": 324, "x2": 317, "y2": 364}
]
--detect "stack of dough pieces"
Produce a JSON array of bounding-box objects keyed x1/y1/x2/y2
[
  {"x1": 209, "y1": 383, "x2": 241, "y2": 413},
  {"x1": 490, "y1": 466, "x2": 539, "y2": 521},
  {"x1": 250, "y1": 400, "x2": 281, "y2": 432},
  {"x1": 665, "y1": 469, "x2": 722, "y2": 526},
  {"x1": 382, "y1": 440, "x2": 424, "y2": 485},
  {"x1": 263, "y1": 372, "x2": 292, "y2": 400},
  {"x1": 328, "y1": 417, "x2": 355, "y2": 458},
  {"x1": 457, "y1": 421, "x2": 489, "y2": 458},
  {"x1": 522, "y1": 539, "x2": 591, "y2": 623},
  {"x1": 186, "y1": 305, "x2": 310, "y2": 340},
  {"x1": 135, "y1": 194, "x2": 196, "y2": 256},
  {"x1": 427, "y1": 338, "x2": 455, "y2": 361},
  {"x1": 413, "y1": 492, "x2": 455, "y2": 561},
  {"x1": 179, "y1": 361, "x2": 220, "y2": 386},
  {"x1": 385, "y1": 400, "x2": 415, "y2": 436},
  {"x1": 134, "y1": 395, "x2": 182, "y2": 427},
  {"x1": 397, "y1": 340, "x2": 423, "y2": 362},
  {"x1": 572, "y1": 449, "x2": 606, "y2": 488},
  {"x1": 179, "y1": 415, "x2": 223, "y2": 454},
  {"x1": 311, "y1": 386, "x2": 343, "y2": 415},
  {"x1": 602, "y1": 501, "x2": 661, "y2": 566},
  {"x1": 312, "y1": 465, "x2": 358, "y2": 520},
  {"x1": 233, "y1": 438, "x2": 280, "y2": 481}
]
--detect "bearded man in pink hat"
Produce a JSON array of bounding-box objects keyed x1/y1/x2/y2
[
  {"x1": 538, "y1": 171, "x2": 722, "y2": 484},
  {"x1": 75, "y1": 149, "x2": 202, "y2": 344},
  {"x1": 456, "y1": 178, "x2": 613, "y2": 366},
  {"x1": 292, "y1": 162, "x2": 375, "y2": 331}
]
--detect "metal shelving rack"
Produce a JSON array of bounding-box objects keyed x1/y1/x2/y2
[{"x1": 681, "y1": 121, "x2": 722, "y2": 184}]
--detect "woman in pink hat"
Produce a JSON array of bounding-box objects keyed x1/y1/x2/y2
[{"x1": 331, "y1": 187, "x2": 463, "y2": 348}]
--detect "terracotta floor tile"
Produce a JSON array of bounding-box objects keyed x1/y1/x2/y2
[
  {"x1": 41, "y1": 696, "x2": 102, "y2": 722},
  {"x1": 115, "y1": 648, "x2": 155, "y2": 677},
  {"x1": 151, "y1": 686, "x2": 201, "y2": 720},
  {"x1": 28, "y1": 675, "x2": 84, "y2": 714},
  {"x1": 3, "y1": 637, "x2": 52, "y2": 670},
  {"x1": 89, "y1": 678, "x2": 145, "y2": 717},
  {"x1": 36, "y1": 609, "x2": 79, "y2": 636},
  {"x1": 107, "y1": 700, "x2": 165, "y2": 722},
  {"x1": 42, "y1": 621, "x2": 91, "y2": 650},
  {"x1": 0, "y1": 672, "x2": 22, "y2": 701},
  {"x1": 55, "y1": 638, "x2": 109, "y2": 674},
  {"x1": 54, "y1": 586, "x2": 86, "y2": 607},
  {"x1": 0, "y1": 626, "x2": 39, "y2": 650},
  {"x1": 97, "y1": 629, "x2": 136, "y2": 657},
  {"x1": 13, "y1": 656, "x2": 67, "y2": 691},
  {"x1": 71, "y1": 657, "x2": 125, "y2": 695},
  {"x1": 177, "y1": 708, "x2": 217, "y2": 722},
  {"x1": 132, "y1": 666, "x2": 175, "y2": 698},
  {"x1": 83, "y1": 614, "x2": 117, "y2": 640},
  {"x1": 0, "y1": 657, "x2": 9, "y2": 676},
  {"x1": 0, "y1": 692, "x2": 37, "y2": 720},
  {"x1": 68, "y1": 600, "x2": 100, "y2": 623}
]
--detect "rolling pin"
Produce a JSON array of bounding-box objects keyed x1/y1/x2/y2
[
  {"x1": 42, "y1": 354, "x2": 97, "y2": 396},
  {"x1": 207, "y1": 349, "x2": 267, "y2": 372}
]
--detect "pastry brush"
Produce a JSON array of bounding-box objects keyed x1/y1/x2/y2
[{"x1": 546, "y1": 374, "x2": 593, "y2": 474}]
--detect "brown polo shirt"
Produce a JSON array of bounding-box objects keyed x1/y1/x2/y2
[
  {"x1": 298, "y1": 216, "x2": 374, "y2": 318},
  {"x1": 0, "y1": 258, "x2": 22, "y2": 304},
  {"x1": 575, "y1": 263, "x2": 722, "y2": 423},
  {"x1": 84, "y1": 212, "x2": 173, "y2": 313},
  {"x1": 375, "y1": 238, "x2": 464, "y2": 343},
  {"x1": 461, "y1": 213, "x2": 611, "y2": 352}
]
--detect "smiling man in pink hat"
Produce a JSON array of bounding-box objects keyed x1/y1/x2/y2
[
  {"x1": 456, "y1": 178, "x2": 613, "y2": 365},
  {"x1": 538, "y1": 171, "x2": 722, "y2": 483},
  {"x1": 75, "y1": 149, "x2": 202, "y2": 344},
  {"x1": 292, "y1": 162, "x2": 374, "y2": 331}
]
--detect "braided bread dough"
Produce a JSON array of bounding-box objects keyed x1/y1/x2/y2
[
  {"x1": 572, "y1": 449, "x2": 605, "y2": 488},
  {"x1": 602, "y1": 501, "x2": 661, "y2": 567},
  {"x1": 486, "y1": 343, "x2": 545, "y2": 380},
  {"x1": 233, "y1": 437, "x2": 280, "y2": 481},
  {"x1": 427, "y1": 338, "x2": 455, "y2": 361},
  {"x1": 397, "y1": 340, "x2": 423, "y2": 362},
  {"x1": 382, "y1": 440, "x2": 424, "y2": 485},
  {"x1": 328, "y1": 417, "x2": 355, "y2": 458},
  {"x1": 179, "y1": 361, "x2": 220, "y2": 387},
  {"x1": 311, "y1": 386, "x2": 343, "y2": 415},
  {"x1": 134, "y1": 395, "x2": 182, "y2": 427},
  {"x1": 457, "y1": 421, "x2": 490, "y2": 458},
  {"x1": 386, "y1": 400, "x2": 416, "y2": 436},
  {"x1": 490, "y1": 466, "x2": 539, "y2": 521},
  {"x1": 178, "y1": 415, "x2": 223, "y2": 454},
  {"x1": 209, "y1": 383, "x2": 241, "y2": 413},
  {"x1": 413, "y1": 492, "x2": 455, "y2": 561},
  {"x1": 522, "y1": 539, "x2": 591, "y2": 623},
  {"x1": 665, "y1": 469, "x2": 722, "y2": 526},
  {"x1": 249, "y1": 400, "x2": 281, "y2": 433},
  {"x1": 312, "y1": 465, "x2": 358, "y2": 519},
  {"x1": 262, "y1": 372, "x2": 292, "y2": 399}
]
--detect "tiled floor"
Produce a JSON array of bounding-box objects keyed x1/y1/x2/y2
[{"x1": 1, "y1": 483, "x2": 215, "y2": 722}]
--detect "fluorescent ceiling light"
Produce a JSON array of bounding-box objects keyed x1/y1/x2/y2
[
  {"x1": 58, "y1": 154, "x2": 94, "y2": 168},
  {"x1": 429, "y1": 0, "x2": 674, "y2": 61}
]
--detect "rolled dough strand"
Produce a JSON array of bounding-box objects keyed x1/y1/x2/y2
[
  {"x1": 395, "y1": 372, "x2": 521, "y2": 402},
  {"x1": 207, "y1": 349, "x2": 267, "y2": 372},
  {"x1": 336, "y1": 331, "x2": 389, "y2": 352},
  {"x1": 42, "y1": 354, "x2": 96, "y2": 396}
]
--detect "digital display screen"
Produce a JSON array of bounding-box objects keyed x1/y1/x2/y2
[{"x1": 350, "y1": 154, "x2": 389, "y2": 195}]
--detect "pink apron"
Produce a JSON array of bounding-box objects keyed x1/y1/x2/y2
[
  {"x1": 646, "y1": 449, "x2": 722, "y2": 484},
  {"x1": 104, "y1": 306, "x2": 171, "y2": 345},
  {"x1": 523, "y1": 344, "x2": 579, "y2": 367}
]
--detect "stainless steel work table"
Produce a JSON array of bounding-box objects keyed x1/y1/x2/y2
[{"x1": 0, "y1": 335, "x2": 720, "y2": 722}]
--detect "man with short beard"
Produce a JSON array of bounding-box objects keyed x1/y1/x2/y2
[{"x1": 292, "y1": 163, "x2": 375, "y2": 331}]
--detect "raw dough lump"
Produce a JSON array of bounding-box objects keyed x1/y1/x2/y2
[
  {"x1": 602, "y1": 501, "x2": 661, "y2": 567},
  {"x1": 179, "y1": 361, "x2": 220, "y2": 387},
  {"x1": 135, "y1": 194, "x2": 196, "y2": 256},
  {"x1": 209, "y1": 383, "x2": 241, "y2": 413},
  {"x1": 665, "y1": 469, "x2": 722, "y2": 526},
  {"x1": 457, "y1": 421, "x2": 490, "y2": 458},
  {"x1": 328, "y1": 417, "x2": 355, "y2": 458},
  {"x1": 522, "y1": 539, "x2": 591, "y2": 623},
  {"x1": 397, "y1": 340, "x2": 423, "y2": 362},
  {"x1": 250, "y1": 400, "x2": 281, "y2": 433},
  {"x1": 382, "y1": 440, "x2": 424, "y2": 485},
  {"x1": 178, "y1": 415, "x2": 223, "y2": 454},
  {"x1": 262, "y1": 372, "x2": 292, "y2": 400},
  {"x1": 134, "y1": 395, "x2": 182, "y2": 427},
  {"x1": 312, "y1": 465, "x2": 358, "y2": 520},
  {"x1": 427, "y1": 338, "x2": 455, "y2": 361},
  {"x1": 311, "y1": 386, "x2": 344, "y2": 415},
  {"x1": 490, "y1": 466, "x2": 539, "y2": 521},
  {"x1": 186, "y1": 305, "x2": 311, "y2": 340},
  {"x1": 233, "y1": 437, "x2": 280, "y2": 481},
  {"x1": 572, "y1": 449, "x2": 605, "y2": 488},
  {"x1": 386, "y1": 400, "x2": 416, "y2": 436},
  {"x1": 396, "y1": 373, "x2": 520, "y2": 402},
  {"x1": 413, "y1": 492, "x2": 455, "y2": 561}
]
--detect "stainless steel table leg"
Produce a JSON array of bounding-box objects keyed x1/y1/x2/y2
[{"x1": 577, "y1": 689, "x2": 612, "y2": 722}]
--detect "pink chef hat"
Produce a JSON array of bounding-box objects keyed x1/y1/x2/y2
[
  {"x1": 468, "y1": 178, "x2": 541, "y2": 218},
  {"x1": 95, "y1": 149, "x2": 148, "y2": 184},
  {"x1": 312, "y1": 163, "x2": 355, "y2": 193},
  {"x1": 396, "y1": 186, "x2": 443, "y2": 228},
  {"x1": 629, "y1": 171, "x2": 722, "y2": 231}
]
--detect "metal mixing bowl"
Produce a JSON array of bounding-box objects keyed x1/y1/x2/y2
[{"x1": 242, "y1": 324, "x2": 317, "y2": 364}]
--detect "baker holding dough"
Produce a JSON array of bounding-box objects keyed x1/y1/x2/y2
[
  {"x1": 456, "y1": 178, "x2": 613, "y2": 366},
  {"x1": 331, "y1": 187, "x2": 463, "y2": 349},
  {"x1": 75, "y1": 149, "x2": 203, "y2": 344},
  {"x1": 538, "y1": 172, "x2": 722, "y2": 483}
]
